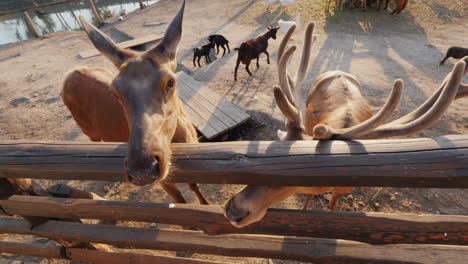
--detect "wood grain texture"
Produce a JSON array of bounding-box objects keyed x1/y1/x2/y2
[
  {"x1": 1, "y1": 196, "x2": 467, "y2": 245},
  {"x1": 79, "y1": 35, "x2": 162, "y2": 58},
  {"x1": 0, "y1": 241, "x2": 228, "y2": 264},
  {"x1": 0, "y1": 135, "x2": 466, "y2": 187},
  {"x1": 0, "y1": 217, "x2": 467, "y2": 264},
  {"x1": 176, "y1": 72, "x2": 249, "y2": 139}
]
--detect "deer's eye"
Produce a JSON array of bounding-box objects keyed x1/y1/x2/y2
[{"x1": 167, "y1": 79, "x2": 175, "y2": 89}]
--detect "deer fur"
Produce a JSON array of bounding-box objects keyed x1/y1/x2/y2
[
  {"x1": 224, "y1": 22, "x2": 468, "y2": 228},
  {"x1": 62, "y1": 1, "x2": 209, "y2": 205}
]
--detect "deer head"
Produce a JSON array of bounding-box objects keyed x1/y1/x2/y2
[
  {"x1": 79, "y1": 1, "x2": 186, "y2": 186},
  {"x1": 224, "y1": 22, "x2": 467, "y2": 228}
]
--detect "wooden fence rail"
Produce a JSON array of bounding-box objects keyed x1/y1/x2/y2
[
  {"x1": 0, "y1": 241, "x2": 228, "y2": 264},
  {"x1": 0, "y1": 0, "x2": 82, "y2": 17},
  {"x1": 0, "y1": 195, "x2": 467, "y2": 245},
  {"x1": 0, "y1": 0, "x2": 146, "y2": 17},
  {"x1": 0, "y1": 217, "x2": 467, "y2": 264},
  {"x1": 0, "y1": 135, "x2": 467, "y2": 187}
]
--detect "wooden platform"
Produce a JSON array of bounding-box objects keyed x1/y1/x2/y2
[
  {"x1": 79, "y1": 35, "x2": 162, "y2": 59},
  {"x1": 176, "y1": 72, "x2": 250, "y2": 139}
]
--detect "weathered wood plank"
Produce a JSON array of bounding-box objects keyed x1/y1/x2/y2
[
  {"x1": 66, "y1": 248, "x2": 228, "y2": 264},
  {"x1": 177, "y1": 72, "x2": 248, "y2": 123},
  {"x1": 176, "y1": 72, "x2": 249, "y2": 139},
  {"x1": 1, "y1": 196, "x2": 467, "y2": 245},
  {"x1": 0, "y1": 241, "x2": 228, "y2": 264},
  {"x1": 0, "y1": 241, "x2": 63, "y2": 259},
  {"x1": 0, "y1": 136, "x2": 467, "y2": 187},
  {"x1": 0, "y1": 218, "x2": 466, "y2": 264},
  {"x1": 79, "y1": 35, "x2": 162, "y2": 59}
]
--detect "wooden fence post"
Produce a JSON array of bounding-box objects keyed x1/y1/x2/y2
[
  {"x1": 23, "y1": 11, "x2": 42, "y2": 38},
  {"x1": 88, "y1": 0, "x2": 103, "y2": 26},
  {"x1": 139, "y1": 0, "x2": 145, "y2": 9}
]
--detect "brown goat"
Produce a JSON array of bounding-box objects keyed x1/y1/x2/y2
[
  {"x1": 234, "y1": 25, "x2": 279, "y2": 81},
  {"x1": 224, "y1": 22, "x2": 468, "y2": 228}
]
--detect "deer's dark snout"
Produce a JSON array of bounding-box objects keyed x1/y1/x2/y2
[{"x1": 124, "y1": 157, "x2": 160, "y2": 186}]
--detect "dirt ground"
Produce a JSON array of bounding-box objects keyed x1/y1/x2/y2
[{"x1": 0, "y1": 0, "x2": 467, "y2": 263}]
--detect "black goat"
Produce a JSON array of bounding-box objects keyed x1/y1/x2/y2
[
  {"x1": 208, "y1": 34, "x2": 230, "y2": 56},
  {"x1": 193, "y1": 42, "x2": 215, "y2": 67},
  {"x1": 440, "y1": 46, "x2": 468, "y2": 65},
  {"x1": 234, "y1": 25, "x2": 280, "y2": 81}
]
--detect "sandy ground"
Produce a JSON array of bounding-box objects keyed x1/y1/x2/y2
[{"x1": 0, "y1": 0, "x2": 467, "y2": 263}]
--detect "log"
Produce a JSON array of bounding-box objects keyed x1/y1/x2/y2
[
  {"x1": 0, "y1": 217, "x2": 466, "y2": 264},
  {"x1": 88, "y1": 0, "x2": 102, "y2": 25},
  {"x1": 0, "y1": 241, "x2": 228, "y2": 264},
  {"x1": 23, "y1": 11, "x2": 41, "y2": 38},
  {"x1": 1, "y1": 196, "x2": 467, "y2": 245},
  {"x1": 0, "y1": 241, "x2": 63, "y2": 259},
  {"x1": 0, "y1": 136, "x2": 467, "y2": 187}
]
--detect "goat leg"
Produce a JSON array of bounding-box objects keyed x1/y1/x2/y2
[
  {"x1": 256, "y1": 57, "x2": 260, "y2": 68},
  {"x1": 222, "y1": 45, "x2": 226, "y2": 56},
  {"x1": 234, "y1": 57, "x2": 241, "y2": 81},
  {"x1": 245, "y1": 61, "x2": 253, "y2": 76},
  {"x1": 197, "y1": 56, "x2": 201, "y2": 67},
  {"x1": 265, "y1": 50, "x2": 271, "y2": 64},
  {"x1": 226, "y1": 43, "x2": 230, "y2": 53},
  {"x1": 193, "y1": 55, "x2": 197, "y2": 67}
]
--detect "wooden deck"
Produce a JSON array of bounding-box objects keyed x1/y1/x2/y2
[
  {"x1": 79, "y1": 35, "x2": 162, "y2": 59},
  {"x1": 176, "y1": 72, "x2": 250, "y2": 139}
]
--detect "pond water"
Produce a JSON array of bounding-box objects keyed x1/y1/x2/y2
[{"x1": 0, "y1": 0, "x2": 159, "y2": 46}]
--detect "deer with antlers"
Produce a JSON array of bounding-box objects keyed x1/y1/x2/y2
[
  {"x1": 224, "y1": 22, "x2": 468, "y2": 228},
  {"x1": 61, "y1": 1, "x2": 209, "y2": 205}
]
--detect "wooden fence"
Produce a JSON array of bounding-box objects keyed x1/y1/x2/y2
[
  {"x1": 0, "y1": 136, "x2": 467, "y2": 263},
  {"x1": 0, "y1": 0, "x2": 147, "y2": 38}
]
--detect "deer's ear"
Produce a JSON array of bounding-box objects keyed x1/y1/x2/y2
[
  {"x1": 147, "y1": 0, "x2": 185, "y2": 60},
  {"x1": 79, "y1": 16, "x2": 134, "y2": 67}
]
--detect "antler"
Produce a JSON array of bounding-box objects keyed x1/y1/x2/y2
[
  {"x1": 313, "y1": 79, "x2": 403, "y2": 140},
  {"x1": 275, "y1": 22, "x2": 316, "y2": 140},
  {"x1": 357, "y1": 59, "x2": 466, "y2": 139},
  {"x1": 314, "y1": 60, "x2": 466, "y2": 140}
]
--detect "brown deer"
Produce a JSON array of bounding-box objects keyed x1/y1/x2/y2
[
  {"x1": 224, "y1": 22, "x2": 467, "y2": 228},
  {"x1": 62, "y1": 1, "x2": 209, "y2": 205}
]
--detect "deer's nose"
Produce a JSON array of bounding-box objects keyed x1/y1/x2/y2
[
  {"x1": 124, "y1": 157, "x2": 160, "y2": 186},
  {"x1": 224, "y1": 199, "x2": 249, "y2": 224}
]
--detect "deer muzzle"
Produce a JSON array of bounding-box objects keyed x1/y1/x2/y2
[
  {"x1": 224, "y1": 199, "x2": 250, "y2": 224},
  {"x1": 124, "y1": 157, "x2": 160, "y2": 186}
]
